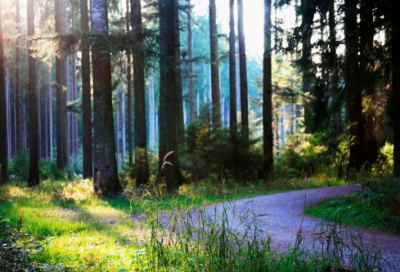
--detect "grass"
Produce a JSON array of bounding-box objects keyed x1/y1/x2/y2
[
  {"x1": 305, "y1": 191, "x2": 400, "y2": 234},
  {"x1": 0, "y1": 177, "x2": 382, "y2": 271}
]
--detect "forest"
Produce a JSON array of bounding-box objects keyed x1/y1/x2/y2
[{"x1": 0, "y1": 0, "x2": 399, "y2": 271}]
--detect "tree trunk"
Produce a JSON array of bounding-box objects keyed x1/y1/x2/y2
[
  {"x1": 174, "y1": 0, "x2": 184, "y2": 136},
  {"x1": 209, "y1": 0, "x2": 221, "y2": 127},
  {"x1": 81, "y1": 0, "x2": 92, "y2": 178},
  {"x1": 0, "y1": 0, "x2": 8, "y2": 184},
  {"x1": 27, "y1": 0, "x2": 39, "y2": 186},
  {"x1": 72, "y1": 9, "x2": 79, "y2": 156},
  {"x1": 229, "y1": 0, "x2": 237, "y2": 139},
  {"x1": 393, "y1": 3, "x2": 400, "y2": 177},
  {"x1": 126, "y1": 0, "x2": 133, "y2": 165},
  {"x1": 56, "y1": 0, "x2": 69, "y2": 169},
  {"x1": 121, "y1": 54, "x2": 126, "y2": 168},
  {"x1": 360, "y1": 0, "x2": 378, "y2": 166},
  {"x1": 158, "y1": 0, "x2": 184, "y2": 190},
  {"x1": 149, "y1": 62, "x2": 156, "y2": 151},
  {"x1": 238, "y1": 0, "x2": 249, "y2": 140},
  {"x1": 329, "y1": 0, "x2": 341, "y2": 141},
  {"x1": 116, "y1": 88, "x2": 120, "y2": 170},
  {"x1": 91, "y1": 0, "x2": 121, "y2": 195},
  {"x1": 15, "y1": 0, "x2": 22, "y2": 153},
  {"x1": 300, "y1": 0, "x2": 316, "y2": 133},
  {"x1": 263, "y1": 0, "x2": 274, "y2": 183},
  {"x1": 345, "y1": 0, "x2": 364, "y2": 171},
  {"x1": 48, "y1": 65, "x2": 53, "y2": 160},
  {"x1": 131, "y1": 0, "x2": 149, "y2": 186},
  {"x1": 186, "y1": 0, "x2": 195, "y2": 123}
]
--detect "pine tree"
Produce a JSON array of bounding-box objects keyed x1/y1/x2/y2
[
  {"x1": 91, "y1": 0, "x2": 121, "y2": 195},
  {"x1": 0, "y1": 0, "x2": 8, "y2": 184},
  {"x1": 393, "y1": 0, "x2": 400, "y2": 177},
  {"x1": 229, "y1": 0, "x2": 237, "y2": 138}
]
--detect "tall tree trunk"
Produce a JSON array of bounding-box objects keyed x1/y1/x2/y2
[
  {"x1": 116, "y1": 88, "x2": 120, "y2": 170},
  {"x1": 393, "y1": 2, "x2": 400, "y2": 177},
  {"x1": 56, "y1": 0, "x2": 69, "y2": 169},
  {"x1": 186, "y1": 0, "x2": 195, "y2": 123},
  {"x1": 175, "y1": 0, "x2": 184, "y2": 136},
  {"x1": 263, "y1": 0, "x2": 274, "y2": 183},
  {"x1": 81, "y1": 0, "x2": 92, "y2": 178},
  {"x1": 345, "y1": 0, "x2": 364, "y2": 171},
  {"x1": 126, "y1": 0, "x2": 133, "y2": 165},
  {"x1": 300, "y1": 0, "x2": 316, "y2": 133},
  {"x1": 149, "y1": 63, "x2": 155, "y2": 150},
  {"x1": 238, "y1": 0, "x2": 249, "y2": 140},
  {"x1": 121, "y1": 55, "x2": 126, "y2": 168},
  {"x1": 48, "y1": 65, "x2": 53, "y2": 160},
  {"x1": 0, "y1": 0, "x2": 8, "y2": 184},
  {"x1": 329, "y1": 0, "x2": 341, "y2": 141},
  {"x1": 158, "y1": 0, "x2": 184, "y2": 190},
  {"x1": 131, "y1": 0, "x2": 149, "y2": 186},
  {"x1": 72, "y1": 9, "x2": 79, "y2": 156},
  {"x1": 91, "y1": 0, "x2": 121, "y2": 195},
  {"x1": 15, "y1": 0, "x2": 22, "y2": 153},
  {"x1": 275, "y1": 108, "x2": 279, "y2": 156},
  {"x1": 27, "y1": 0, "x2": 39, "y2": 186},
  {"x1": 360, "y1": 0, "x2": 378, "y2": 166},
  {"x1": 6, "y1": 69, "x2": 11, "y2": 159},
  {"x1": 229, "y1": 0, "x2": 237, "y2": 138},
  {"x1": 209, "y1": 0, "x2": 221, "y2": 127}
]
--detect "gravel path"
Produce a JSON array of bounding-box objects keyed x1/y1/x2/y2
[{"x1": 202, "y1": 184, "x2": 400, "y2": 271}]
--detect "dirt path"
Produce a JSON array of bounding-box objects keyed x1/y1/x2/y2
[{"x1": 202, "y1": 184, "x2": 400, "y2": 271}]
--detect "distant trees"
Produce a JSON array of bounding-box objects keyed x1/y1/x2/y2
[
  {"x1": 91, "y1": 0, "x2": 121, "y2": 195},
  {"x1": 393, "y1": 1, "x2": 400, "y2": 177}
]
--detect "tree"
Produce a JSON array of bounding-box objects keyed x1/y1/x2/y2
[
  {"x1": 393, "y1": 0, "x2": 400, "y2": 177},
  {"x1": 360, "y1": 0, "x2": 378, "y2": 166},
  {"x1": 91, "y1": 0, "x2": 121, "y2": 195},
  {"x1": 175, "y1": 0, "x2": 184, "y2": 135},
  {"x1": 209, "y1": 0, "x2": 221, "y2": 127},
  {"x1": 0, "y1": 0, "x2": 8, "y2": 184},
  {"x1": 238, "y1": 0, "x2": 249, "y2": 140},
  {"x1": 81, "y1": 0, "x2": 92, "y2": 178},
  {"x1": 15, "y1": 0, "x2": 22, "y2": 153},
  {"x1": 300, "y1": 0, "x2": 316, "y2": 132},
  {"x1": 263, "y1": 0, "x2": 274, "y2": 183},
  {"x1": 229, "y1": 0, "x2": 237, "y2": 138},
  {"x1": 27, "y1": 0, "x2": 40, "y2": 186},
  {"x1": 345, "y1": 0, "x2": 364, "y2": 171},
  {"x1": 55, "y1": 0, "x2": 69, "y2": 170},
  {"x1": 187, "y1": 0, "x2": 195, "y2": 123},
  {"x1": 158, "y1": 0, "x2": 184, "y2": 190},
  {"x1": 126, "y1": 0, "x2": 133, "y2": 166},
  {"x1": 131, "y1": 0, "x2": 149, "y2": 186}
]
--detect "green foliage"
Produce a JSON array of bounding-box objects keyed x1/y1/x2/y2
[
  {"x1": 305, "y1": 178, "x2": 400, "y2": 233},
  {"x1": 8, "y1": 152, "x2": 77, "y2": 182}
]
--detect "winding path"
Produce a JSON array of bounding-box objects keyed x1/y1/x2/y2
[{"x1": 202, "y1": 184, "x2": 400, "y2": 271}]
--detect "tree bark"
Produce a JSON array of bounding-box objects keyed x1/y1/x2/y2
[
  {"x1": 360, "y1": 0, "x2": 378, "y2": 166},
  {"x1": 345, "y1": 0, "x2": 364, "y2": 171},
  {"x1": 158, "y1": 0, "x2": 184, "y2": 190},
  {"x1": 263, "y1": 0, "x2": 274, "y2": 183},
  {"x1": 238, "y1": 0, "x2": 249, "y2": 140},
  {"x1": 186, "y1": 0, "x2": 195, "y2": 124},
  {"x1": 27, "y1": 0, "x2": 39, "y2": 186},
  {"x1": 91, "y1": 0, "x2": 121, "y2": 195},
  {"x1": 81, "y1": 0, "x2": 93, "y2": 178},
  {"x1": 175, "y1": 0, "x2": 184, "y2": 136},
  {"x1": 121, "y1": 54, "x2": 126, "y2": 168},
  {"x1": 126, "y1": 0, "x2": 133, "y2": 166},
  {"x1": 0, "y1": 0, "x2": 8, "y2": 184},
  {"x1": 56, "y1": 0, "x2": 69, "y2": 169},
  {"x1": 229, "y1": 0, "x2": 237, "y2": 139},
  {"x1": 300, "y1": 0, "x2": 316, "y2": 133},
  {"x1": 15, "y1": 0, "x2": 22, "y2": 153},
  {"x1": 48, "y1": 65, "x2": 53, "y2": 160},
  {"x1": 131, "y1": 0, "x2": 149, "y2": 186},
  {"x1": 72, "y1": 9, "x2": 79, "y2": 156},
  {"x1": 393, "y1": 2, "x2": 400, "y2": 177},
  {"x1": 209, "y1": 0, "x2": 221, "y2": 127}
]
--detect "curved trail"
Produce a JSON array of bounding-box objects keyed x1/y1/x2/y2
[{"x1": 202, "y1": 184, "x2": 400, "y2": 270}]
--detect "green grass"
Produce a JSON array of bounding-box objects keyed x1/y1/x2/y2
[
  {"x1": 305, "y1": 192, "x2": 400, "y2": 233},
  {"x1": 0, "y1": 178, "x2": 380, "y2": 271}
]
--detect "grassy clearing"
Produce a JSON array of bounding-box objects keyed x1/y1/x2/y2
[{"x1": 305, "y1": 179, "x2": 400, "y2": 233}]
